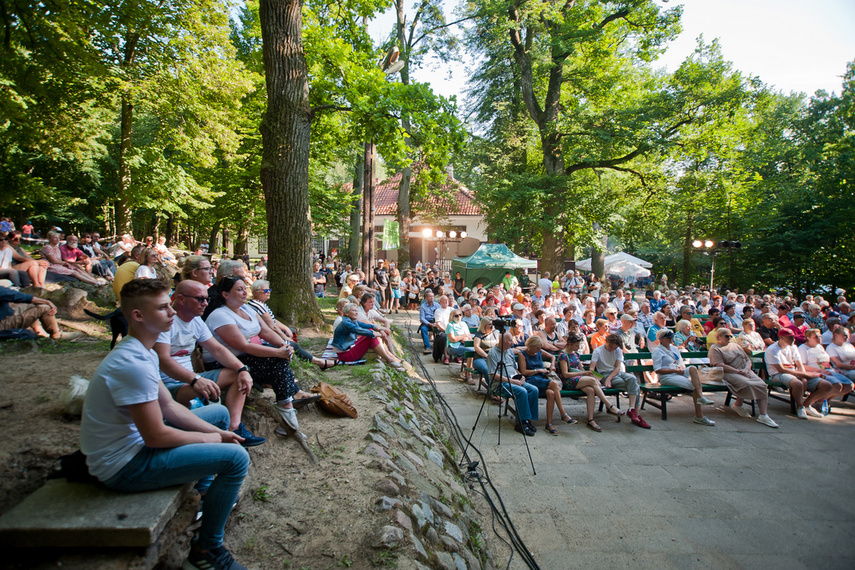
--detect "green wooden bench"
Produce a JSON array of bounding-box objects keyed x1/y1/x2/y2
[{"x1": 640, "y1": 383, "x2": 733, "y2": 420}]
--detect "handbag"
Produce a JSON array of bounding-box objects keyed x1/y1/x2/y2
[
  {"x1": 311, "y1": 382, "x2": 358, "y2": 418},
  {"x1": 698, "y1": 366, "x2": 725, "y2": 385}
]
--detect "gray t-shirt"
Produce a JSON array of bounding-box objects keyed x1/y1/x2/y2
[
  {"x1": 80, "y1": 337, "x2": 160, "y2": 481},
  {"x1": 487, "y1": 345, "x2": 518, "y2": 379}
]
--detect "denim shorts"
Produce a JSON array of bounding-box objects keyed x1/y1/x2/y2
[{"x1": 163, "y1": 368, "x2": 222, "y2": 398}]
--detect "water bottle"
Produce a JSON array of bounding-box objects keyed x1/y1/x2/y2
[{"x1": 821, "y1": 399, "x2": 829, "y2": 416}]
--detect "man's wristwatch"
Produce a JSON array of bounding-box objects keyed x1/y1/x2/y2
[
  {"x1": 190, "y1": 375, "x2": 202, "y2": 388},
  {"x1": 237, "y1": 365, "x2": 250, "y2": 374}
]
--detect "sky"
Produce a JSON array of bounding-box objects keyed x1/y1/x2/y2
[{"x1": 369, "y1": 0, "x2": 855, "y2": 107}]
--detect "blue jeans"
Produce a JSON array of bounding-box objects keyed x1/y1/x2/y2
[
  {"x1": 420, "y1": 324, "x2": 432, "y2": 350},
  {"x1": 103, "y1": 405, "x2": 249, "y2": 550},
  {"x1": 315, "y1": 291, "x2": 325, "y2": 298},
  {"x1": 472, "y1": 358, "x2": 489, "y2": 379},
  {"x1": 496, "y1": 380, "x2": 539, "y2": 421}
]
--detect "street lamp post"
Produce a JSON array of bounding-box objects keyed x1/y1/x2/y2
[{"x1": 692, "y1": 239, "x2": 741, "y2": 291}]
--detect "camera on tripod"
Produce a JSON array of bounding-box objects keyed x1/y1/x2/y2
[{"x1": 492, "y1": 316, "x2": 515, "y2": 332}]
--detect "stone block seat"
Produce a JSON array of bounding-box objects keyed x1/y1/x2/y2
[{"x1": 0, "y1": 479, "x2": 193, "y2": 548}]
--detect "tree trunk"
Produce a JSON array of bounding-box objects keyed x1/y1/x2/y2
[
  {"x1": 361, "y1": 142, "x2": 376, "y2": 284},
  {"x1": 165, "y1": 213, "x2": 175, "y2": 246},
  {"x1": 115, "y1": 92, "x2": 134, "y2": 235},
  {"x1": 259, "y1": 0, "x2": 322, "y2": 325},
  {"x1": 347, "y1": 152, "x2": 364, "y2": 266},
  {"x1": 235, "y1": 224, "x2": 249, "y2": 256},
  {"x1": 539, "y1": 136, "x2": 565, "y2": 276},
  {"x1": 222, "y1": 227, "x2": 230, "y2": 257},
  {"x1": 394, "y1": 0, "x2": 412, "y2": 268},
  {"x1": 397, "y1": 163, "x2": 412, "y2": 268},
  {"x1": 682, "y1": 211, "x2": 694, "y2": 284},
  {"x1": 208, "y1": 222, "x2": 221, "y2": 255}
]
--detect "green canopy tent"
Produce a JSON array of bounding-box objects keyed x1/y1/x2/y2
[{"x1": 451, "y1": 244, "x2": 538, "y2": 289}]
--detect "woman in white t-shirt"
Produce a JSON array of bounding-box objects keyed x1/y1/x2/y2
[
  {"x1": 204, "y1": 276, "x2": 301, "y2": 431},
  {"x1": 825, "y1": 326, "x2": 855, "y2": 383},
  {"x1": 134, "y1": 247, "x2": 159, "y2": 280},
  {"x1": 799, "y1": 328, "x2": 853, "y2": 402}
]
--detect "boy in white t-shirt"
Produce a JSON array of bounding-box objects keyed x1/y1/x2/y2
[
  {"x1": 590, "y1": 334, "x2": 650, "y2": 429},
  {"x1": 155, "y1": 279, "x2": 263, "y2": 447},
  {"x1": 80, "y1": 278, "x2": 250, "y2": 570}
]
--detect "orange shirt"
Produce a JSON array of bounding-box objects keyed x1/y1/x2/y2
[{"x1": 590, "y1": 330, "x2": 608, "y2": 349}]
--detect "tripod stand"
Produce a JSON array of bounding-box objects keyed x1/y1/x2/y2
[{"x1": 465, "y1": 338, "x2": 536, "y2": 475}]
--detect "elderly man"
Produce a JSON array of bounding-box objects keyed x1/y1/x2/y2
[
  {"x1": 765, "y1": 328, "x2": 834, "y2": 419},
  {"x1": 154, "y1": 280, "x2": 264, "y2": 446},
  {"x1": 487, "y1": 332, "x2": 539, "y2": 436},
  {"x1": 536, "y1": 316, "x2": 566, "y2": 355},
  {"x1": 616, "y1": 313, "x2": 643, "y2": 352},
  {"x1": 418, "y1": 290, "x2": 441, "y2": 354},
  {"x1": 461, "y1": 303, "x2": 480, "y2": 328},
  {"x1": 757, "y1": 313, "x2": 780, "y2": 347},
  {"x1": 620, "y1": 290, "x2": 638, "y2": 314},
  {"x1": 511, "y1": 302, "x2": 533, "y2": 336}
]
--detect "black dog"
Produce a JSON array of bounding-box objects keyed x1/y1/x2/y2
[{"x1": 83, "y1": 308, "x2": 128, "y2": 348}]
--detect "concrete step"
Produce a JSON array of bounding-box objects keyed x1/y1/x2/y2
[{"x1": 0, "y1": 479, "x2": 192, "y2": 548}]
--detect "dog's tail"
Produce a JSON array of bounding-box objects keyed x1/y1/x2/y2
[{"x1": 83, "y1": 308, "x2": 123, "y2": 321}]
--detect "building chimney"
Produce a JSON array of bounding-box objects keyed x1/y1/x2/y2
[{"x1": 446, "y1": 164, "x2": 454, "y2": 179}]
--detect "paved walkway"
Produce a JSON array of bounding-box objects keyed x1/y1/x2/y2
[{"x1": 389, "y1": 310, "x2": 855, "y2": 570}]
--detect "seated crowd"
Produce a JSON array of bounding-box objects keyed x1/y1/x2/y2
[{"x1": 410, "y1": 268, "x2": 854, "y2": 435}]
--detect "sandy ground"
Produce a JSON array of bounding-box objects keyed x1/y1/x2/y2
[{"x1": 0, "y1": 306, "x2": 427, "y2": 569}]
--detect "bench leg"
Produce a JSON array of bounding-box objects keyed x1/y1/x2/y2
[{"x1": 660, "y1": 393, "x2": 668, "y2": 421}]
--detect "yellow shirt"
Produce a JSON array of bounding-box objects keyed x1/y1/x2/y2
[{"x1": 113, "y1": 261, "x2": 140, "y2": 300}]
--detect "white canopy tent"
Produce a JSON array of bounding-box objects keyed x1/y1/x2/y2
[
  {"x1": 604, "y1": 260, "x2": 651, "y2": 279},
  {"x1": 574, "y1": 252, "x2": 653, "y2": 272}
]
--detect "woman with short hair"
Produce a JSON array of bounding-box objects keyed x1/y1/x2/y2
[
  {"x1": 708, "y1": 327, "x2": 777, "y2": 428},
  {"x1": 332, "y1": 302, "x2": 405, "y2": 369},
  {"x1": 519, "y1": 335, "x2": 572, "y2": 435}
]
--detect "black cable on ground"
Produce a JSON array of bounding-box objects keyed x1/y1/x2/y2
[{"x1": 395, "y1": 309, "x2": 541, "y2": 570}]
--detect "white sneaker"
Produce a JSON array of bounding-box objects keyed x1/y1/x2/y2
[
  {"x1": 693, "y1": 416, "x2": 715, "y2": 426},
  {"x1": 757, "y1": 414, "x2": 779, "y2": 428},
  {"x1": 696, "y1": 396, "x2": 715, "y2": 406},
  {"x1": 276, "y1": 404, "x2": 299, "y2": 430},
  {"x1": 730, "y1": 402, "x2": 751, "y2": 418},
  {"x1": 804, "y1": 405, "x2": 823, "y2": 418},
  {"x1": 796, "y1": 407, "x2": 808, "y2": 419}
]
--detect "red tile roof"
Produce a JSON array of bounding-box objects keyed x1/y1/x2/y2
[{"x1": 342, "y1": 168, "x2": 482, "y2": 217}]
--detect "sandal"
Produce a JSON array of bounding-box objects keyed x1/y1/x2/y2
[
  {"x1": 545, "y1": 423, "x2": 558, "y2": 435},
  {"x1": 319, "y1": 358, "x2": 338, "y2": 371},
  {"x1": 606, "y1": 405, "x2": 624, "y2": 416},
  {"x1": 561, "y1": 413, "x2": 577, "y2": 425},
  {"x1": 586, "y1": 419, "x2": 602, "y2": 432},
  {"x1": 490, "y1": 395, "x2": 503, "y2": 404}
]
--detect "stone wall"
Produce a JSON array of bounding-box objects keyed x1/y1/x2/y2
[{"x1": 362, "y1": 362, "x2": 495, "y2": 570}]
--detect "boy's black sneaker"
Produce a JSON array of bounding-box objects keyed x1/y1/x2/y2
[{"x1": 183, "y1": 543, "x2": 246, "y2": 570}]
